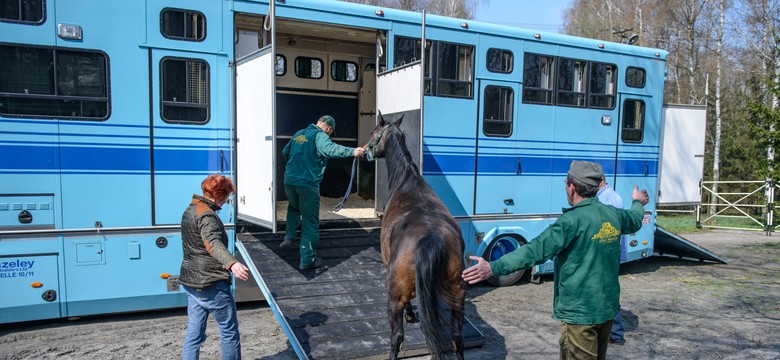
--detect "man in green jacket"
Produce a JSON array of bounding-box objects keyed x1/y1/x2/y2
[
  {"x1": 462, "y1": 160, "x2": 649, "y2": 360},
  {"x1": 280, "y1": 115, "x2": 365, "y2": 270}
]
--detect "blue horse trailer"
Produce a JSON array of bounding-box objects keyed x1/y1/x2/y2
[{"x1": 0, "y1": 0, "x2": 718, "y2": 324}]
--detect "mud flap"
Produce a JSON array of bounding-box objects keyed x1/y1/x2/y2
[
  {"x1": 530, "y1": 265, "x2": 542, "y2": 284},
  {"x1": 654, "y1": 226, "x2": 727, "y2": 264}
]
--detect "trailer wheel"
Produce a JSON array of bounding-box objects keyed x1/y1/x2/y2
[{"x1": 482, "y1": 234, "x2": 527, "y2": 287}]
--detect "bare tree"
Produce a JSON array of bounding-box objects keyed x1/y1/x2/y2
[
  {"x1": 339, "y1": 0, "x2": 483, "y2": 18},
  {"x1": 709, "y1": 0, "x2": 729, "y2": 216}
]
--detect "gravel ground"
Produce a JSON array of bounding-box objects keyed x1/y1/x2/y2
[{"x1": 1, "y1": 229, "x2": 779, "y2": 360}]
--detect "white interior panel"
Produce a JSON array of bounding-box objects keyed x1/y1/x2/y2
[{"x1": 377, "y1": 63, "x2": 421, "y2": 114}]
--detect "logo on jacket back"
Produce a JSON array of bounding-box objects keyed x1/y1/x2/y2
[
  {"x1": 592, "y1": 222, "x2": 620, "y2": 244},
  {"x1": 293, "y1": 134, "x2": 308, "y2": 145}
]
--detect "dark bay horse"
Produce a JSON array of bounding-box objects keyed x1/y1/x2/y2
[{"x1": 365, "y1": 114, "x2": 466, "y2": 360}]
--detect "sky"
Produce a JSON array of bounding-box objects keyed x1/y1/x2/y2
[{"x1": 473, "y1": 0, "x2": 572, "y2": 34}]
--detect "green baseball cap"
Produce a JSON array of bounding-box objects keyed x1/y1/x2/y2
[
  {"x1": 567, "y1": 160, "x2": 603, "y2": 186},
  {"x1": 319, "y1": 115, "x2": 336, "y2": 134}
]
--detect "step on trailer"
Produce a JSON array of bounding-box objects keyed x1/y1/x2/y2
[{"x1": 1, "y1": 0, "x2": 723, "y2": 357}]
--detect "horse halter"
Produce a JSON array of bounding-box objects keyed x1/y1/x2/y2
[{"x1": 365, "y1": 124, "x2": 390, "y2": 162}]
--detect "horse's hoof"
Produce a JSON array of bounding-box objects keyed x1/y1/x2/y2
[{"x1": 404, "y1": 312, "x2": 418, "y2": 323}]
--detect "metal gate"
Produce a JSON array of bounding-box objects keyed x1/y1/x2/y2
[{"x1": 697, "y1": 180, "x2": 776, "y2": 234}]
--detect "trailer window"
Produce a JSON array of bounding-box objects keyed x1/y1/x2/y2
[
  {"x1": 161, "y1": 57, "x2": 209, "y2": 123},
  {"x1": 294, "y1": 56, "x2": 323, "y2": 79},
  {"x1": 393, "y1": 36, "x2": 430, "y2": 67},
  {"x1": 621, "y1": 99, "x2": 645, "y2": 143},
  {"x1": 483, "y1": 86, "x2": 514, "y2": 137},
  {"x1": 331, "y1": 60, "x2": 357, "y2": 82},
  {"x1": 487, "y1": 48, "x2": 513, "y2": 74},
  {"x1": 0, "y1": 44, "x2": 109, "y2": 119},
  {"x1": 436, "y1": 42, "x2": 473, "y2": 98},
  {"x1": 522, "y1": 53, "x2": 554, "y2": 105},
  {"x1": 161, "y1": 8, "x2": 205, "y2": 41},
  {"x1": 557, "y1": 58, "x2": 586, "y2": 108},
  {"x1": 0, "y1": 0, "x2": 44, "y2": 24},
  {"x1": 275, "y1": 54, "x2": 286, "y2": 76},
  {"x1": 626, "y1": 66, "x2": 645, "y2": 88},
  {"x1": 589, "y1": 62, "x2": 617, "y2": 109}
]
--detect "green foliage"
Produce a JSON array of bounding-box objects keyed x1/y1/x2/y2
[{"x1": 746, "y1": 67, "x2": 780, "y2": 180}]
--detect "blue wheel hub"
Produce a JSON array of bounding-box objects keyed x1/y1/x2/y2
[{"x1": 489, "y1": 236, "x2": 520, "y2": 261}]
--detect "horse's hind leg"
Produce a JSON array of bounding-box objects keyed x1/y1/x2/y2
[
  {"x1": 388, "y1": 299, "x2": 406, "y2": 360},
  {"x1": 451, "y1": 286, "x2": 466, "y2": 360},
  {"x1": 404, "y1": 301, "x2": 417, "y2": 323}
]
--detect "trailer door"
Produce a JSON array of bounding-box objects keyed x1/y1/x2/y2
[
  {"x1": 614, "y1": 94, "x2": 659, "y2": 210},
  {"x1": 657, "y1": 104, "x2": 706, "y2": 205},
  {"x1": 614, "y1": 94, "x2": 659, "y2": 262},
  {"x1": 375, "y1": 63, "x2": 423, "y2": 213},
  {"x1": 236, "y1": 46, "x2": 276, "y2": 230},
  {"x1": 151, "y1": 51, "x2": 225, "y2": 226},
  {"x1": 475, "y1": 80, "x2": 521, "y2": 214}
]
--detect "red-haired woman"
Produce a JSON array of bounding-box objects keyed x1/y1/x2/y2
[{"x1": 179, "y1": 174, "x2": 249, "y2": 360}]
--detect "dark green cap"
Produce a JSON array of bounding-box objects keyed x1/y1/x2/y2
[
  {"x1": 318, "y1": 115, "x2": 336, "y2": 134},
  {"x1": 568, "y1": 160, "x2": 603, "y2": 186}
]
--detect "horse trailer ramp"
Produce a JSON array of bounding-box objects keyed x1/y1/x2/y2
[
  {"x1": 236, "y1": 227, "x2": 485, "y2": 359},
  {"x1": 654, "y1": 226, "x2": 727, "y2": 264}
]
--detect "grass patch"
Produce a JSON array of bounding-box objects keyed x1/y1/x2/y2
[
  {"x1": 655, "y1": 213, "x2": 700, "y2": 233},
  {"x1": 655, "y1": 212, "x2": 768, "y2": 233},
  {"x1": 755, "y1": 242, "x2": 780, "y2": 249}
]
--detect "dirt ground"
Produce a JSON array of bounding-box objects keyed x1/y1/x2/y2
[{"x1": 1, "y1": 229, "x2": 779, "y2": 360}]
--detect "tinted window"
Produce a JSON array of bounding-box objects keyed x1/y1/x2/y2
[
  {"x1": 522, "y1": 53, "x2": 554, "y2": 105},
  {"x1": 487, "y1": 48, "x2": 513, "y2": 73},
  {"x1": 557, "y1": 58, "x2": 586, "y2": 108},
  {"x1": 626, "y1": 67, "x2": 645, "y2": 88},
  {"x1": 394, "y1": 36, "x2": 427, "y2": 67},
  {"x1": 294, "y1": 57, "x2": 323, "y2": 79},
  {"x1": 393, "y1": 37, "x2": 473, "y2": 98},
  {"x1": 590, "y1": 62, "x2": 617, "y2": 109},
  {"x1": 0, "y1": 0, "x2": 44, "y2": 23},
  {"x1": 621, "y1": 99, "x2": 645, "y2": 143},
  {"x1": 0, "y1": 44, "x2": 109, "y2": 119},
  {"x1": 331, "y1": 60, "x2": 357, "y2": 82},
  {"x1": 437, "y1": 42, "x2": 473, "y2": 98},
  {"x1": 161, "y1": 57, "x2": 209, "y2": 123},
  {"x1": 161, "y1": 8, "x2": 205, "y2": 41},
  {"x1": 483, "y1": 86, "x2": 514, "y2": 137},
  {"x1": 275, "y1": 54, "x2": 286, "y2": 76}
]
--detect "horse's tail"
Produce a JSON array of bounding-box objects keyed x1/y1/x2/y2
[{"x1": 416, "y1": 234, "x2": 454, "y2": 358}]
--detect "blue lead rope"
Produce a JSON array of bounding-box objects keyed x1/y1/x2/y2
[{"x1": 333, "y1": 157, "x2": 358, "y2": 212}]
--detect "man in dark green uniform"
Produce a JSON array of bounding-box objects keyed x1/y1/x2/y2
[
  {"x1": 463, "y1": 160, "x2": 649, "y2": 360},
  {"x1": 280, "y1": 115, "x2": 365, "y2": 270}
]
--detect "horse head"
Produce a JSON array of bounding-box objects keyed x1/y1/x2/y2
[{"x1": 365, "y1": 111, "x2": 404, "y2": 161}]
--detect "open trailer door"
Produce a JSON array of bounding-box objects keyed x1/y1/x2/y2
[
  {"x1": 654, "y1": 104, "x2": 725, "y2": 263},
  {"x1": 657, "y1": 104, "x2": 706, "y2": 206},
  {"x1": 236, "y1": 45, "x2": 276, "y2": 231},
  {"x1": 375, "y1": 62, "x2": 423, "y2": 214},
  {"x1": 375, "y1": 18, "x2": 425, "y2": 214}
]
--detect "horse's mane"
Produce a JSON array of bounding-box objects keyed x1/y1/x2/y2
[{"x1": 384, "y1": 125, "x2": 424, "y2": 195}]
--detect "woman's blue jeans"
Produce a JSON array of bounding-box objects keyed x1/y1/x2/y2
[{"x1": 182, "y1": 282, "x2": 241, "y2": 360}]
